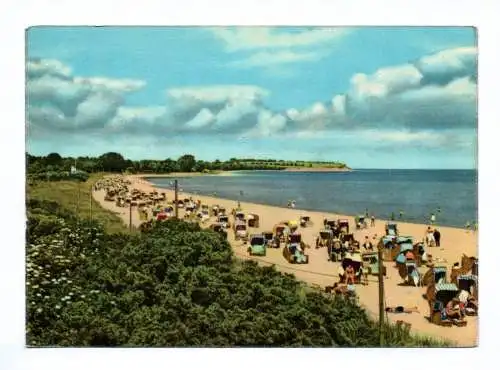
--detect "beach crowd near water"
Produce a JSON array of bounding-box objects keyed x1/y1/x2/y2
[{"x1": 93, "y1": 174, "x2": 478, "y2": 346}]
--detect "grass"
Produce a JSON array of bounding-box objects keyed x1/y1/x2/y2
[{"x1": 27, "y1": 173, "x2": 128, "y2": 234}]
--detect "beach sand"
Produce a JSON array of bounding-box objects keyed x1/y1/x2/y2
[{"x1": 93, "y1": 173, "x2": 478, "y2": 346}]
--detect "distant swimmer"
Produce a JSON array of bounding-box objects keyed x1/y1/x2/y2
[
  {"x1": 291, "y1": 200, "x2": 296, "y2": 209},
  {"x1": 430, "y1": 213, "x2": 436, "y2": 224}
]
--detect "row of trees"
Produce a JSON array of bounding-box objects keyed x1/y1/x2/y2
[
  {"x1": 26, "y1": 196, "x2": 444, "y2": 346},
  {"x1": 26, "y1": 152, "x2": 348, "y2": 175}
]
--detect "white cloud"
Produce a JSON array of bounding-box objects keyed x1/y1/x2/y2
[
  {"x1": 114, "y1": 106, "x2": 168, "y2": 122},
  {"x1": 210, "y1": 27, "x2": 348, "y2": 51},
  {"x1": 417, "y1": 46, "x2": 477, "y2": 80},
  {"x1": 27, "y1": 59, "x2": 147, "y2": 133},
  {"x1": 286, "y1": 102, "x2": 328, "y2": 122},
  {"x1": 74, "y1": 77, "x2": 146, "y2": 93},
  {"x1": 26, "y1": 59, "x2": 72, "y2": 79},
  {"x1": 167, "y1": 85, "x2": 269, "y2": 105},
  {"x1": 27, "y1": 45, "x2": 477, "y2": 146},
  {"x1": 184, "y1": 108, "x2": 216, "y2": 129},
  {"x1": 228, "y1": 50, "x2": 323, "y2": 68},
  {"x1": 350, "y1": 64, "x2": 423, "y2": 99},
  {"x1": 331, "y1": 95, "x2": 346, "y2": 115}
]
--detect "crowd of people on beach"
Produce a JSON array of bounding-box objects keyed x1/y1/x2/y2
[{"x1": 94, "y1": 175, "x2": 478, "y2": 330}]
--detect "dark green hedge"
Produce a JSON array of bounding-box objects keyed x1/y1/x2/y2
[{"x1": 25, "y1": 199, "x2": 448, "y2": 347}]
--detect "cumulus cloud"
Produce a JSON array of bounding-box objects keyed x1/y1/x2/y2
[
  {"x1": 27, "y1": 46, "x2": 477, "y2": 147},
  {"x1": 27, "y1": 59, "x2": 72, "y2": 79},
  {"x1": 286, "y1": 46, "x2": 477, "y2": 133},
  {"x1": 27, "y1": 59, "x2": 146, "y2": 135}
]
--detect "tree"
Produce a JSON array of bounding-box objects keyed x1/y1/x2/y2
[
  {"x1": 177, "y1": 154, "x2": 196, "y2": 172},
  {"x1": 97, "y1": 152, "x2": 127, "y2": 173},
  {"x1": 45, "y1": 153, "x2": 63, "y2": 166}
]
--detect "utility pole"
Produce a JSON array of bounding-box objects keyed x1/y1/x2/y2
[
  {"x1": 129, "y1": 202, "x2": 132, "y2": 232},
  {"x1": 174, "y1": 179, "x2": 179, "y2": 219},
  {"x1": 89, "y1": 183, "x2": 93, "y2": 222},
  {"x1": 76, "y1": 182, "x2": 81, "y2": 218},
  {"x1": 377, "y1": 243, "x2": 385, "y2": 346}
]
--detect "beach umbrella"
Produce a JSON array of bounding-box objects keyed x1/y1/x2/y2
[{"x1": 289, "y1": 220, "x2": 298, "y2": 227}]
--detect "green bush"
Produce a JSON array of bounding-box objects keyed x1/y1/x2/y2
[
  {"x1": 27, "y1": 171, "x2": 89, "y2": 183},
  {"x1": 25, "y1": 200, "x2": 450, "y2": 347}
]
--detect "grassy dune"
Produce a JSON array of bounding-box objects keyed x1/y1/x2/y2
[{"x1": 27, "y1": 173, "x2": 127, "y2": 234}]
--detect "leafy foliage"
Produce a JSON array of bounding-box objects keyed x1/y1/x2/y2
[
  {"x1": 26, "y1": 200, "x2": 449, "y2": 347},
  {"x1": 26, "y1": 152, "x2": 349, "y2": 175}
]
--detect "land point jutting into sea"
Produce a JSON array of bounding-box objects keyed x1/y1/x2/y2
[{"x1": 26, "y1": 26, "x2": 477, "y2": 347}]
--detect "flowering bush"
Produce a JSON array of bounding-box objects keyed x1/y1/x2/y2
[{"x1": 26, "y1": 198, "x2": 448, "y2": 347}]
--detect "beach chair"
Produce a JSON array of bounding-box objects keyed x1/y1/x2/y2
[
  {"x1": 429, "y1": 283, "x2": 466, "y2": 327},
  {"x1": 247, "y1": 234, "x2": 266, "y2": 256},
  {"x1": 283, "y1": 233, "x2": 309, "y2": 264},
  {"x1": 316, "y1": 229, "x2": 333, "y2": 249},
  {"x1": 457, "y1": 274, "x2": 479, "y2": 309}
]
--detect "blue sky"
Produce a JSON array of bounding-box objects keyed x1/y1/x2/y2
[{"x1": 26, "y1": 27, "x2": 477, "y2": 168}]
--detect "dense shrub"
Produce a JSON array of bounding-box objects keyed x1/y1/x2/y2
[
  {"x1": 27, "y1": 171, "x2": 90, "y2": 183},
  {"x1": 26, "y1": 200, "x2": 448, "y2": 347}
]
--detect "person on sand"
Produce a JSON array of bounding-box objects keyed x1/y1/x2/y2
[
  {"x1": 430, "y1": 213, "x2": 436, "y2": 225},
  {"x1": 433, "y1": 228, "x2": 441, "y2": 247},
  {"x1": 371, "y1": 214, "x2": 375, "y2": 227},
  {"x1": 385, "y1": 306, "x2": 419, "y2": 314},
  {"x1": 328, "y1": 282, "x2": 347, "y2": 295},
  {"x1": 465, "y1": 221, "x2": 471, "y2": 232},
  {"x1": 362, "y1": 236, "x2": 373, "y2": 251},
  {"x1": 365, "y1": 208, "x2": 369, "y2": 218},
  {"x1": 426, "y1": 226, "x2": 435, "y2": 247},
  {"x1": 345, "y1": 265, "x2": 356, "y2": 285},
  {"x1": 291, "y1": 200, "x2": 296, "y2": 209},
  {"x1": 445, "y1": 298, "x2": 463, "y2": 320},
  {"x1": 405, "y1": 250, "x2": 415, "y2": 261}
]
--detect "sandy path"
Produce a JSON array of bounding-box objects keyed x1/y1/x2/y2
[{"x1": 93, "y1": 174, "x2": 478, "y2": 346}]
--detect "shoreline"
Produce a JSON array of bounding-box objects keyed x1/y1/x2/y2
[
  {"x1": 94, "y1": 174, "x2": 478, "y2": 346},
  {"x1": 135, "y1": 173, "x2": 469, "y2": 230}
]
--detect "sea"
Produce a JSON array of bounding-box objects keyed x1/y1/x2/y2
[{"x1": 145, "y1": 169, "x2": 478, "y2": 228}]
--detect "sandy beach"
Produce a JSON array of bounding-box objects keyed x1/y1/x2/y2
[{"x1": 93, "y1": 173, "x2": 478, "y2": 346}]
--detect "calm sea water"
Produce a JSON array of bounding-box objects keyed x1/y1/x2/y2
[{"x1": 146, "y1": 169, "x2": 477, "y2": 228}]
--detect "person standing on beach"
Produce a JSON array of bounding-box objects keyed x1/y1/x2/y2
[
  {"x1": 391, "y1": 212, "x2": 395, "y2": 221},
  {"x1": 433, "y1": 228, "x2": 441, "y2": 247},
  {"x1": 399, "y1": 210, "x2": 404, "y2": 220},
  {"x1": 430, "y1": 213, "x2": 436, "y2": 225},
  {"x1": 365, "y1": 208, "x2": 369, "y2": 218},
  {"x1": 465, "y1": 221, "x2": 471, "y2": 232},
  {"x1": 363, "y1": 236, "x2": 373, "y2": 251},
  {"x1": 371, "y1": 214, "x2": 375, "y2": 227}
]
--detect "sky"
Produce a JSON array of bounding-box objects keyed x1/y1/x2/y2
[{"x1": 26, "y1": 26, "x2": 477, "y2": 169}]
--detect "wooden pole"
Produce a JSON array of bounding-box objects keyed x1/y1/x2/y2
[
  {"x1": 378, "y1": 244, "x2": 385, "y2": 346},
  {"x1": 76, "y1": 183, "x2": 81, "y2": 218},
  {"x1": 129, "y1": 202, "x2": 132, "y2": 232},
  {"x1": 174, "y1": 179, "x2": 179, "y2": 219},
  {"x1": 89, "y1": 183, "x2": 93, "y2": 222}
]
